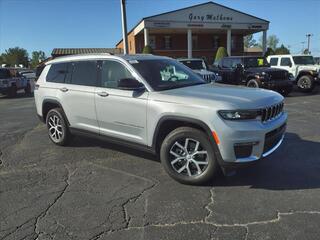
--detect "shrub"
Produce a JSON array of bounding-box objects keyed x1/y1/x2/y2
[
  {"x1": 215, "y1": 47, "x2": 228, "y2": 62},
  {"x1": 142, "y1": 45, "x2": 153, "y2": 54}
]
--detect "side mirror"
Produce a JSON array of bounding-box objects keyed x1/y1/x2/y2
[
  {"x1": 288, "y1": 62, "x2": 292, "y2": 67},
  {"x1": 236, "y1": 64, "x2": 244, "y2": 69},
  {"x1": 118, "y1": 78, "x2": 145, "y2": 91}
]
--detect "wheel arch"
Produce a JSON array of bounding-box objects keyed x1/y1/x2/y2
[
  {"x1": 152, "y1": 116, "x2": 219, "y2": 155},
  {"x1": 42, "y1": 99, "x2": 69, "y2": 125}
]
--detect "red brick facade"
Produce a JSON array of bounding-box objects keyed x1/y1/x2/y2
[{"x1": 117, "y1": 32, "x2": 244, "y2": 64}]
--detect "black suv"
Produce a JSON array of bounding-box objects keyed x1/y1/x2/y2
[{"x1": 215, "y1": 56, "x2": 293, "y2": 96}]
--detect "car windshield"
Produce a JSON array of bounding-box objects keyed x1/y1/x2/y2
[
  {"x1": 293, "y1": 56, "x2": 315, "y2": 65},
  {"x1": 130, "y1": 59, "x2": 206, "y2": 91},
  {"x1": 180, "y1": 60, "x2": 205, "y2": 70},
  {"x1": 243, "y1": 57, "x2": 269, "y2": 68}
]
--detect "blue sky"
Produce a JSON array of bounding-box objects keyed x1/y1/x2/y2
[{"x1": 0, "y1": 0, "x2": 319, "y2": 57}]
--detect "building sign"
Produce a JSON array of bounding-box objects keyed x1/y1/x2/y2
[
  {"x1": 153, "y1": 22, "x2": 171, "y2": 28},
  {"x1": 189, "y1": 13, "x2": 233, "y2": 22}
]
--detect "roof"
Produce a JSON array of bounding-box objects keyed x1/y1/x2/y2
[
  {"x1": 178, "y1": 58, "x2": 204, "y2": 61},
  {"x1": 244, "y1": 47, "x2": 263, "y2": 53},
  {"x1": 116, "y1": 1, "x2": 269, "y2": 46},
  {"x1": 46, "y1": 54, "x2": 169, "y2": 65},
  {"x1": 51, "y1": 48, "x2": 122, "y2": 57}
]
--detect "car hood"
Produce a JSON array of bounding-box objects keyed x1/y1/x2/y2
[
  {"x1": 150, "y1": 83, "x2": 283, "y2": 110},
  {"x1": 193, "y1": 69, "x2": 215, "y2": 75},
  {"x1": 246, "y1": 67, "x2": 286, "y2": 73},
  {"x1": 296, "y1": 65, "x2": 320, "y2": 72}
]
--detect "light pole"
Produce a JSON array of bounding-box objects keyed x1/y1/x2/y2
[
  {"x1": 120, "y1": 0, "x2": 128, "y2": 54},
  {"x1": 306, "y1": 33, "x2": 313, "y2": 54}
]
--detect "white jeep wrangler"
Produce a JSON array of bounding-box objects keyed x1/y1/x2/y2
[{"x1": 267, "y1": 55, "x2": 320, "y2": 92}]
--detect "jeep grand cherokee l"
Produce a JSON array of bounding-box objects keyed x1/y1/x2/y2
[
  {"x1": 34, "y1": 54, "x2": 287, "y2": 185},
  {"x1": 215, "y1": 56, "x2": 294, "y2": 96}
]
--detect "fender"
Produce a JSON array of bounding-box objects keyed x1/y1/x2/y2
[
  {"x1": 42, "y1": 99, "x2": 70, "y2": 125},
  {"x1": 152, "y1": 115, "x2": 224, "y2": 166}
]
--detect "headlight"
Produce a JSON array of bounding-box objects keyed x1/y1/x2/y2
[
  {"x1": 288, "y1": 73, "x2": 295, "y2": 81},
  {"x1": 218, "y1": 110, "x2": 260, "y2": 120}
]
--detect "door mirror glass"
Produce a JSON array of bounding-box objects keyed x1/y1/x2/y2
[{"x1": 118, "y1": 78, "x2": 145, "y2": 90}]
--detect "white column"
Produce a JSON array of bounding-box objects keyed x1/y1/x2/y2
[
  {"x1": 227, "y1": 29, "x2": 232, "y2": 56},
  {"x1": 144, "y1": 28, "x2": 149, "y2": 47},
  {"x1": 187, "y1": 29, "x2": 192, "y2": 58},
  {"x1": 262, "y1": 30, "x2": 267, "y2": 55}
]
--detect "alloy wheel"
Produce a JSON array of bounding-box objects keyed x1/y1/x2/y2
[
  {"x1": 169, "y1": 138, "x2": 208, "y2": 177},
  {"x1": 48, "y1": 114, "x2": 64, "y2": 142}
]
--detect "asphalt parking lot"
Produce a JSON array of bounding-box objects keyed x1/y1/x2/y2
[{"x1": 1, "y1": 87, "x2": 320, "y2": 240}]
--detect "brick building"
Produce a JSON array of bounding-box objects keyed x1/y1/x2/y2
[{"x1": 116, "y1": 1, "x2": 269, "y2": 63}]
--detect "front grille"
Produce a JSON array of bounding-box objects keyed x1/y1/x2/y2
[
  {"x1": 269, "y1": 71, "x2": 287, "y2": 80},
  {"x1": 201, "y1": 73, "x2": 215, "y2": 82},
  {"x1": 263, "y1": 123, "x2": 286, "y2": 153},
  {"x1": 261, "y1": 102, "x2": 284, "y2": 122},
  {"x1": 234, "y1": 145, "x2": 253, "y2": 158}
]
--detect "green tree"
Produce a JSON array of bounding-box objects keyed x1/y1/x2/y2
[
  {"x1": 142, "y1": 45, "x2": 153, "y2": 54},
  {"x1": 215, "y1": 47, "x2": 228, "y2": 62},
  {"x1": 264, "y1": 47, "x2": 275, "y2": 57},
  {"x1": 275, "y1": 44, "x2": 290, "y2": 54},
  {"x1": 30, "y1": 51, "x2": 46, "y2": 68},
  {"x1": 244, "y1": 34, "x2": 257, "y2": 48},
  {"x1": 267, "y1": 35, "x2": 279, "y2": 50},
  {"x1": 1, "y1": 47, "x2": 29, "y2": 67}
]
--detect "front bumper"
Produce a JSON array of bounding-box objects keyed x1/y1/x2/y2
[
  {"x1": 262, "y1": 80, "x2": 293, "y2": 89},
  {"x1": 213, "y1": 111, "x2": 287, "y2": 167}
]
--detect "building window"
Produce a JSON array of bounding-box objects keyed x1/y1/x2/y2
[
  {"x1": 231, "y1": 36, "x2": 236, "y2": 50},
  {"x1": 149, "y1": 36, "x2": 156, "y2": 50},
  {"x1": 192, "y1": 35, "x2": 198, "y2": 49},
  {"x1": 213, "y1": 36, "x2": 220, "y2": 49},
  {"x1": 164, "y1": 36, "x2": 171, "y2": 50}
]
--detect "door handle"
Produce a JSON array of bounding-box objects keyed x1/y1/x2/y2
[
  {"x1": 60, "y1": 87, "x2": 68, "y2": 92},
  {"x1": 97, "y1": 91, "x2": 109, "y2": 97}
]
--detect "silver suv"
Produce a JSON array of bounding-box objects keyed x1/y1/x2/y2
[{"x1": 34, "y1": 54, "x2": 287, "y2": 185}]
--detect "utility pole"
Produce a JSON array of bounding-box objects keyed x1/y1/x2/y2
[
  {"x1": 306, "y1": 33, "x2": 313, "y2": 54},
  {"x1": 120, "y1": 0, "x2": 128, "y2": 54}
]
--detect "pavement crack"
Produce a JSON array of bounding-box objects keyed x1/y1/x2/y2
[
  {"x1": 204, "y1": 188, "x2": 215, "y2": 223},
  {"x1": 33, "y1": 165, "x2": 76, "y2": 239}
]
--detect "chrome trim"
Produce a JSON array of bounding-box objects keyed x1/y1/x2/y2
[
  {"x1": 235, "y1": 156, "x2": 259, "y2": 163},
  {"x1": 262, "y1": 134, "x2": 284, "y2": 158},
  {"x1": 235, "y1": 134, "x2": 285, "y2": 163}
]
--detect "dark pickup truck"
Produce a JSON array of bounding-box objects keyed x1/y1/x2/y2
[
  {"x1": 0, "y1": 68, "x2": 32, "y2": 97},
  {"x1": 214, "y1": 56, "x2": 294, "y2": 96}
]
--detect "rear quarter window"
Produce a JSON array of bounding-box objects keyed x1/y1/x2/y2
[{"x1": 46, "y1": 63, "x2": 69, "y2": 83}]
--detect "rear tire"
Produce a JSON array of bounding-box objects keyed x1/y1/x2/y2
[
  {"x1": 7, "y1": 86, "x2": 17, "y2": 98},
  {"x1": 25, "y1": 83, "x2": 32, "y2": 94},
  {"x1": 46, "y1": 108, "x2": 70, "y2": 146},
  {"x1": 279, "y1": 87, "x2": 292, "y2": 97},
  {"x1": 246, "y1": 79, "x2": 262, "y2": 88},
  {"x1": 297, "y1": 75, "x2": 315, "y2": 92},
  {"x1": 160, "y1": 127, "x2": 219, "y2": 185}
]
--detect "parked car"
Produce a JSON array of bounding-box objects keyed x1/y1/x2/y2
[
  {"x1": 178, "y1": 58, "x2": 221, "y2": 82},
  {"x1": 267, "y1": 54, "x2": 320, "y2": 92},
  {"x1": 34, "y1": 54, "x2": 287, "y2": 185},
  {"x1": 215, "y1": 56, "x2": 294, "y2": 96},
  {"x1": 0, "y1": 68, "x2": 32, "y2": 97}
]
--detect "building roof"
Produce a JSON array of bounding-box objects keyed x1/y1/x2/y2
[
  {"x1": 51, "y1": 48, "x2": 122, "y2": 57},
  {"x1": 116, "y1": 1, "x2": 269, "y2": 46},
  {"x1": 244, "y1": 47, "x2": 263, "y2": 53}
]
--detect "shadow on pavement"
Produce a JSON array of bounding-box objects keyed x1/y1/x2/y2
[{"x1": 213, "y1": 132, "x2": 320, "y2": 190}]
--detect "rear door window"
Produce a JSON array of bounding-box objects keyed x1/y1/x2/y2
[
  {"x1": 269, "y1": 58, "x2": 278, "y2": 66},
  {"x1": 46, "y1": 63, "x2": 68, "y2": 83},
  {"x1": 70, "y1": 61, "x2": 97, "y2": 86},
  {"x1": 280, "y1": 58, "x2": 292, "y2": 67}
]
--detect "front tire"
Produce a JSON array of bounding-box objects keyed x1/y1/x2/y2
[
  {"x1": 25, "y1": 83, "x2": 32, "y2": 94},
  {"x1": 160, "y1": 127, "x2": 219, "y2": 185},
  {"x1": 297, "y1": 75, "x2": 315, "y2": 92},
  {"x1": 7, "y1": 86, "x2": 17, "y2": 98},
  {"x1": 46, "y1": 108, "x2": 70, "y2": 146},
  {"x1": 246, "y1": 79, "x2": 262, "y2": 88}
]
